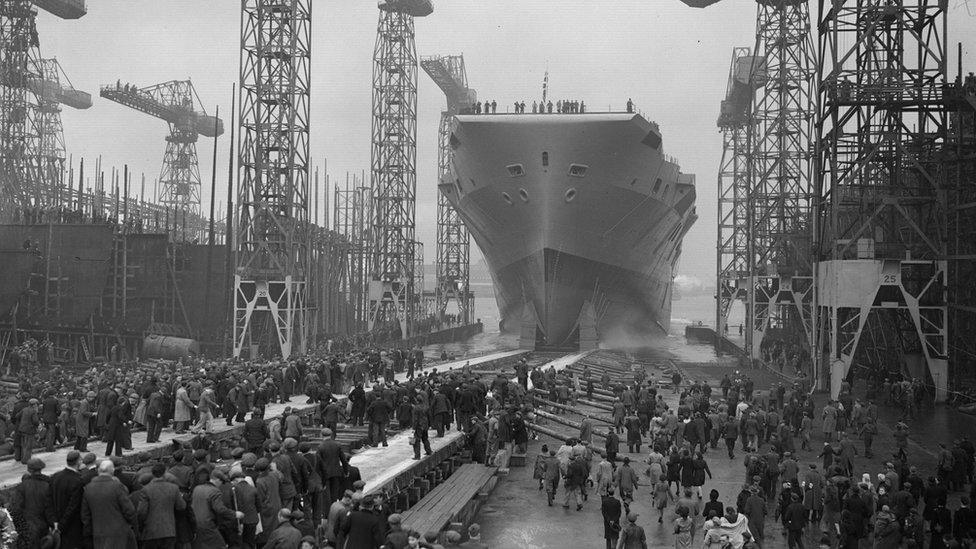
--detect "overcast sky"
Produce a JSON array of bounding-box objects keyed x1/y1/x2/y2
[{"x1": 38, "y1": 0, "x2": 976, "y2": 287}]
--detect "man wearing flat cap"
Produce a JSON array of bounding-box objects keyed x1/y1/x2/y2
[
  {"x1": 52, "y1": 451, "x2": 86, "y2": 549},
  {"x1": 190, "y1": 467, "x2": 243, "y2": 548},
  {"x1": 255, "y1": 457, "x2": 283, "y2": 543},
  {"x1": 14, "y1": 457, "x2": 55, "y2": 548},
  {"x1": 74, "y1": 391, "x2": 96, "y2": 451},
  {"x1": 15, "y1": 397, "x2": 40, "y2": 465}
]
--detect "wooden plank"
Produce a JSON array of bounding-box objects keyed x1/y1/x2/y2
[
  {"x1": 402, "y1": 470, "x2": 474, "y2": 522},
  {"x1": 401, "y1": 464, "x2": 495, "y2": 534}
]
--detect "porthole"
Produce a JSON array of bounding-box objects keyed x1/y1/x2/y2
[
  {"x1": 630, "y1": 178, "x2": 637, "y2": 186},
  {"x1": 519, "y1": 188, "x2": 529, "y2": 202},
  {"x1": 568, "y1": 164, "x2": 588, "y2": 178},
  {"x1": 653, "y1": 178, "x2": 662, "y2": 193},
  {"x1": 502, "y1": 192, "x2": 513, "y2": 205},
  {"x1": 565, "y1": 188, "x2": 577, "y2": 202}
]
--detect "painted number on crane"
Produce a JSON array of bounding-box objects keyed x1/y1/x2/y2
[{"x1": 881, "y1": 274, "x2": 899, "y2": 285}]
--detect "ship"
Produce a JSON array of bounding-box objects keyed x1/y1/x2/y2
[{"x1": 443, "y1": 112, "x2": 697, "y2": 350}]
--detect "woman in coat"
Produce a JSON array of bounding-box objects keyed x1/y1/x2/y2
[
  {"x1": 653, "y1": 474, "x2": 672, "y2": 523},
  {"x1": 678, "y1": 449, "x2": 696, "y2": 491},
  {"x1": 174, "y1": 383, "x2": 194, "y2": 433},
  {"x1": 666, "y1": 447, "x2": 682, "y2": 492},
  {"x1": 691, "y1": 452, "x2": 712, "y2": 499}
]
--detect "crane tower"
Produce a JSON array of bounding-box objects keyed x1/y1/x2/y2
[
  {"x1": 101, "y1": 80, "x2": 223, "y2": 222},
  {"x1": 234, "y1": 0, "x2": 312, "y2": 359},
  {"x1": 685, "y1": 0, "x2": 816, "y2": 364},
  {"x1": 422, "y1": 54, "x2": 476, "y2": 326},
  {"x1": 715, "y1": 48, "x2": 765, "y2": 339},
  {"x1": 745, "y1": 0, "x2": 817, "y2": 365},
  {"x1": 814, "y1": 0, "x2": 950, "y2": 398},
  {"x1": 0, "y1": 0, "x2": 85, "y2": 217},
  {"x1": 33, "y1": 58, "x2": 91, "y2": 203},
  {"x1": 368, "y1": 0, "x2": 432, "y2": 338}
]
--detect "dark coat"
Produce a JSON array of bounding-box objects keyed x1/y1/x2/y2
[
  {"x1": 601, "y1": 495, "x2": 622, "y2": 540},
  {"x1": 16, "y1": 404, "x2": 40, "y2": 435},
  {"x1": 784, "y1": 501, "x2": 808, "y2": 531},
  {"x1": 51, "y1": 467, "x2": 86, "y2": 548},
  {"x1": 14, "y1": 472, "x2": 55, "y2": 547},
  {"x1": 366, "y1": 398, "x2": 392, "y2": 423},
  {"x1": 316, "y1": 439, "x2": 349, "y2": 480},
  {"x1": 227, "y1": 479, "x2": 260, "y2": 525},
  {"x1": 431, "y1": 393, "x2": 451, "y2": 416},
  {"x1": 243, "y1": 417, "x2": 269, "y2": 449},
  {"x1": 82, "y1": 475, "x2": 138, "y2": 549},
  {"x1": 256, "y1": 471, "x2": 282, "y2": 534},
  {"x1": 41, "y1": 396, "x2": 60, "y2": 424},
  {"x1": 264, "y1": 521, "x2": 303, "y2": 548},
  {"x1": 340, "y1": 509, "x2": 385, "y2": 549},
  {"x1": 273, "y1": 454, "x2": 298, "y2": 501},
  {"x1": 138, "y1": 477, "x2": 186, "y2": 540},
  {"x1": 190, "y1": 482, "x2": 236, "y2": 549}
]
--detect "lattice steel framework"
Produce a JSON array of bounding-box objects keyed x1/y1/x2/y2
[
  {"x1": 814, "y1": 0, "x2": 949, "y2": 397},
  {"x1": 411, "y1": 239, "x2": 425, "y2": 319},
  {"x1": 0, "y1": 0, "x2": 42, "y2": 217},
  {"x1": 369, "y1": 2, "x2": 429, "y2": 338},
  {"x1": 234, "y1": 0, "x2": 312, "y2": 359},
  {"x1": 745, "y1": 0, "x2": 816, "y2": 362},
  {"x1": 715, "y1": 47, "x2": 755, "y2": 338},
  {"x1": 33, "y1": 59, "x2": 65, "y2": 204},
  {"x1": 421, "y1": 54, "x2": 475, "y2": 325},
  {"x1": 946, "y1": 75, "x2": 976, "y2": 386},
  {"x1": 334, "y1": 175, "x2": 373, "y2": 332},
  {"x1": 100, "y1": 79, "x2": 221, "y2": 241}
]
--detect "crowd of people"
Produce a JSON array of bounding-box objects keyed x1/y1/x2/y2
[
  {"x1": 0, "y1": 344, "x2": 542, "y2": 548},
  {"x1": 465, "y1": 98, "x2": 588, "y2": 115},
  {"x1": 521, "y1": 367, "x2": 976, "y2": 549}
]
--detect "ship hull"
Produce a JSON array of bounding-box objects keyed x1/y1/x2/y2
[{"x1": 445, "y1": 113, "x2": 696, "y2": 348}]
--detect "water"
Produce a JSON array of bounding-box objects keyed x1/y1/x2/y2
[{"x1": 428, "y1": 293, "x2": 730, "y2": 364}]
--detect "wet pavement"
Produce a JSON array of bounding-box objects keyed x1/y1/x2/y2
[{"x1": 477, "y1": 344, "x2": 976, "y2": 549}]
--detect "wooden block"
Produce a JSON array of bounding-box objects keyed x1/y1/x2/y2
[
  {"x1": 396, "y1": 492, "x2": 409, "y2": 511},
  {"x1": 509, "y1": 452, "x2": 527, "y2": 467}
]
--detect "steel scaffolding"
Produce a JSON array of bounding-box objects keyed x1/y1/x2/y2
[
  {"x1": 421, "y1": 54, "x2": 476, "y2": 325},
  {"x1": 715, "y1": 47, "x2": 760, "y2": 339},
  {"x1": 334, "y1": 173, "x2": 373, "y2": 332},
  {"x1": 234, "y1": 0, "x2": 312, "y2": 359},
  {"x1": 368, "y1": 0, "x2": 430, "y2": 338},
  {"x1": 0, "y1": 0, "x2": 43, "y2": 216},
  {"x1": 946, "y1": 72, "x2": 976, "y2": 388},
  {"x1": 745, "y1": 0, "x2": 816, "y2": 367},
  {"x1": 814, "y1": 0, "x2": 949, "y2": 398},
  {"x1": 100, "y1": 80, "x2": 223, "y2": 231}
]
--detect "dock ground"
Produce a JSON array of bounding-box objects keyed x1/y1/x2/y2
[{"x1": 478, "y1": 351, "x2": 976, "y2": 548}]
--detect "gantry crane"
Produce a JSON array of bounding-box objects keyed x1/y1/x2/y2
[
  {"x1": 100, "y1": 80, "x2": 223, "y2": 219},
  {"x1": 234, "y1": 0, "x2": 313, "y2": 359},
  {"x1": 715, "y1": 48, "x2": 765, "y2": 342},
  {"x1": 368, "y1": 0, "x2": 432, "y2": 339},
  {"x1": 421, "y1": 54, "x2": 477, "y2": 326},
  {"x1": 684, "y1": 0, "x2": 816, "y2": 366},
  {"x1": 0, "y1": 0, "x2": 86, "y2": 217},
  {"x1": 32, "y1": 58, "x2": 91, "y2": 202}
]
